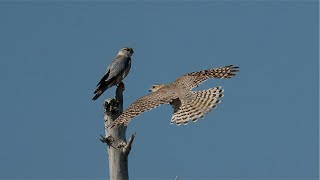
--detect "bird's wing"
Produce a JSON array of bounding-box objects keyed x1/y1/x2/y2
[
  {"x1": 173, "y1": 65, "x2": 239, "y2": 90},
  {"x1": 95, "y1": 70, "x2": 110, "y2": 87},
  {"x1": 107, "y1": 55, "x2": 131, "y2": 80},
  {"x1": 108, "y1": 88, "x2": 178, "y2": 128}
]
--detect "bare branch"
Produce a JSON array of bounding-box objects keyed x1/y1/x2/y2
[
  {"x1": 99, "y1": 134, "x2": 117, "y2": 149},
  {"x1": 123, "y1": 132, "x2": 136, "y2": 155},
  {"x1": 116, "y1": 82, "x2": 125, "y2": 103},
  {"x1": 102, "y1": 82, "x2": 136, "y2": 180}
]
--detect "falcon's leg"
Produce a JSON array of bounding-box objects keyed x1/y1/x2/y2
[
  {"x1": 115, "y1": 82, "x2": 125, "y2": 106},
  {"x1": 170, "y1": 98, "x2": 182, "y2": 124},
  {"x1": 116, "y1": 81, "x2": 125, "y2": 90}
]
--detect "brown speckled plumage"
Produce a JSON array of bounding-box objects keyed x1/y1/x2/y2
[{"x1": 108, "y1": 65, "x2": 239, "y2": 128}]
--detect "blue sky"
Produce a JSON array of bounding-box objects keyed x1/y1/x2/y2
[{"x1": 0, "y1": 1, "x2": 318, "y2": 179}]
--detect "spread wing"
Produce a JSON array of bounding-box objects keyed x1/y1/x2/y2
[
  {"x1": 108, "y1": 88, "x2": 178, "y2": 128},
  {"x1": 174, "y1": 65, "x2": 239, "y2": 90}
]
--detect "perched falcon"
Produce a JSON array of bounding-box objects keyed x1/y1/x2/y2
[
  {"x1": 108, "y1": 65, "x2": 239, "y2": 128},
  {"x1": 92, "y1": 47, "x2": 134, "y2": 101}
]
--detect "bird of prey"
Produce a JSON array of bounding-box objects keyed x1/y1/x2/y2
[
  {"x1": 92, "y1": 47, "x2": 134, "y2": 101},
  {"x1": 108, "y1": 65, "x2": 239, "y2": 128}
]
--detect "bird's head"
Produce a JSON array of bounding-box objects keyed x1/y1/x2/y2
[
  {"x1": 118, "y1": 47, "x2": 134, "y2": 57},
  {"x1": 149, "y1": 84, "x2": 165, "y2": 92}
]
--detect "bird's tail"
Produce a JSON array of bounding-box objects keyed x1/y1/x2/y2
[
  {"x1": 92, "y1": 77, "x2": 116, "y2": 101},
  {"x1": 92, "y1": 85, "x2": 108, "y2": 101},
  {"x1": 92, "y1": 90, "x2": 103, "y2": 101},
  {"x1": 170, "y1": 86, "x2": 224, "y2": 125}
]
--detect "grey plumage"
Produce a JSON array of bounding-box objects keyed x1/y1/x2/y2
[{"x1": 92, "y1": 47, "x2": 134, "y2": 101}]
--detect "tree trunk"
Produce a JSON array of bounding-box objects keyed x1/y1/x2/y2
[{"x1": 100, "y1": 82, "x2": 136, "y2": 180}]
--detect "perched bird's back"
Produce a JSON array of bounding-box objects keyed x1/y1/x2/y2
[{"x1": 92, "y1": 47, "x2": 134, "y2": 101}]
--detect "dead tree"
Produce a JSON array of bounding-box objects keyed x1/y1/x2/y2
[{"x1": 100, "y1": 82, "x2": 136, "y2": 180}]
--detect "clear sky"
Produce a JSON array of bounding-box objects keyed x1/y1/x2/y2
[{"x1": 0, "y1": 1, "x2": 318, "y2": 179}]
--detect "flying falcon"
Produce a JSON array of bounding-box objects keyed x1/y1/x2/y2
[
  {"x1": 108, "y1": 65, "x2": 239, "y2": 128},
  {"x1": 92, "y1": 47, "x2": 134, "y2": 101}
]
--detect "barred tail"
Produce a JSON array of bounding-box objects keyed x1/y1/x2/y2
[{"x1": 170, "y1": 86, "x2": 224, "y2": 125}]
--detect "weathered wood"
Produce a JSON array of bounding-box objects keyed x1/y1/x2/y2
[{"x1": 100, "y1": 82, "x2": 135, "y2": 180}]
